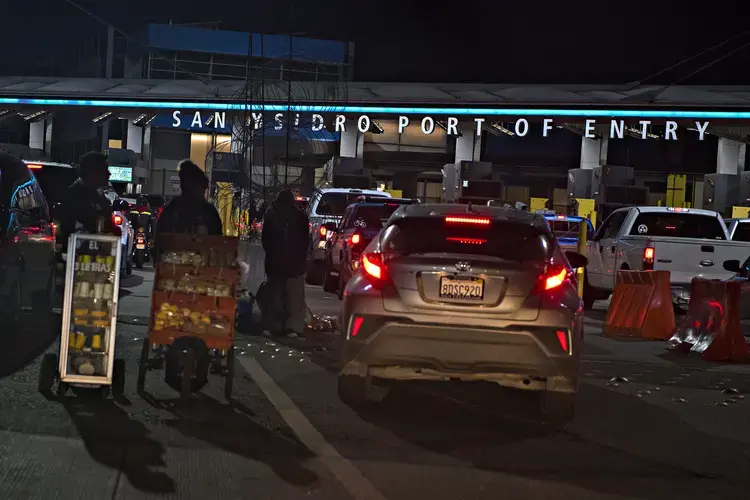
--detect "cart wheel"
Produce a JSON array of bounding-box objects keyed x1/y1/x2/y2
[
  {"x1": 38, "y1": 353, "x2": 58, "y2": 395},
  {"x1": 181, "y1": 348, "x2": 195, "y2": 403},
  {"x1": 137, "y1": 338, "x2": 150, "y2": 393},
  {"x1": 113, "y1": 358, "x2": 126, "y2": 397},
  {"x1": 224, "y1": 347, "x2": 235, "y2": 401},
  {"x1": 57, "y1": 381, "x2": 69, "y2": 398}
]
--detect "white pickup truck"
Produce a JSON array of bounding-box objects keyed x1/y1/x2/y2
[{"x1": 583, "y1": 206, "x2": 750, "y2": 309}]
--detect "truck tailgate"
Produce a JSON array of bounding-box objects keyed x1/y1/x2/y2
[{"x1": 649, "y1": 238, "x2": 749, "y2": 284}]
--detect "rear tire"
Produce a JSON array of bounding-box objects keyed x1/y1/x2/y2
[
  {"x1": 540, "y1": 390, "x2": 576, "y2": 425},
  {"x1": 322, "y1": 261, "x2": 338, "y2": 294},
  {"x1": 582, "y1": 273, "x2": 600, "y2": 310},
  {"x1": 337, "y1": 375, "x2": 370, "y2": 406}
]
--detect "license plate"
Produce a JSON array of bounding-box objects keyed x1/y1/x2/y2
[
  {"x1": 439, "y1": 276, "x2": 484, "y2": 300},
  {"x1": 136, "y1": 244, "x2": 146, "y2": 249}
]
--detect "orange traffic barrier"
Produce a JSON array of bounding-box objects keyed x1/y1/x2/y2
[
  {"x1": 603, "y1": 270, "x2": 675, "y2": 340},
  {"x1": 668, "y1": 278, "x2": 750, "y2": 363}
]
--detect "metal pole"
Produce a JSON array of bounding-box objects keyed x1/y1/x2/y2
[{"x1": 576, "y1": 216, "x2": 588, "y2": 298}]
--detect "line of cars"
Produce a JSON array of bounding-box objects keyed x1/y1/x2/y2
[
  {"x1": 299, "y1": 188, "x2": 588, "y2": 423},
  {"x1": 1, "y1": 153, "x2": 165, "y2": 329}
]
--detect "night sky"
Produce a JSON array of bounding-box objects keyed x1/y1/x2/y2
[{"x1": 1, "y1": 0, "x2": 749, "y2": 84}]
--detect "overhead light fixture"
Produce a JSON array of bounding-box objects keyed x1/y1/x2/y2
[
  {"x1": 1, "y1": 96, "x2": 749, "y2": 120},
  {"x1": 626, "y1": 126, "x2": 659, "y2": 139},
  {"x1": 491, "y1": 123, "x2": 515, "y2": 136},
  {"x1": 204, "y1": 114, "x2": 215, "y2": 127},
  {"x1": 93, "y1": 111, "x2": 113, "y2": 123},
  {"x1": 132, "y1": 113, "x2": 156, "y2": 126},
  {"x1": 23, "y1": 110, "x2": 49, "y2": 122},
  {"x1": 0, "y1": 109, "x2": 15, "y2": 119}
]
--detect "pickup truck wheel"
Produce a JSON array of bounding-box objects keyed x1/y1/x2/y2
[
  {"x1": 322, "y1": 261, "x2": 338, "y2": 294},
  {"x1": 582, "y1": 273, "x2": 597, "y2": 310}
]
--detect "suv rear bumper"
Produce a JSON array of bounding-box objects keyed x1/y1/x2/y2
[{"x1": 340, "y1": 319, "x2": 579, "y2": 393}]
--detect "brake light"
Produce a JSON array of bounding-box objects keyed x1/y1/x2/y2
[
  {"x1": 319, "y1": 226, "x2": 327, "y2": 239},
  {"x1": 350, "y1": 316, "x2": 365, "y2": 338},
  {"x1": 113, "y1": 214, "x2": 123, "y2": 225},
  {"x1": 361, "y1": 252, "x2": 387, "y2": 283},
  {"x1": 446, "y1": 236, "x2": 486, "y2": 245},
  {"x1": 351, "y1": 233, "x2": 361, "y2": 245},
  {"x1": 533, "y1": 264, "x2": 569, "y2": 294},
  {"x1": 444, "y1": 216, "x2": 491, "y2": 225},
  {"x1": 136, "y1": 234, "x2": 146, "y2": 244},
  {"x1": 643, "y1": 245, "x2": 655, "y2": 271},
  {"x1": 556, "y1": 330, "x2": 570, "y2": 353}
]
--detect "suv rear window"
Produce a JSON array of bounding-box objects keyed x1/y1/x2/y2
[
  {"x1": 347, "y1": 204, "x2": 404, "y2": 229},
  {"x1": 732, "y1": 222, "x2": 750, "y2": 242},
  {"x1": 381, "y1": 216, "x2": 551, "y2": 262},
  {"x1": 629, "y1": 213, "x2": 726, "y2": 240},
  {"x1": 316, "y1": 193, "x2": 388, "y2": 216}
]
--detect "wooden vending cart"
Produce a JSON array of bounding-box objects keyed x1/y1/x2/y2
[
  {"x1": 38, "y1": 233, "x2": 126, "y2": 398},
  {"x1": 137, "y1": 234, "x2": 239, "y2": 401}
]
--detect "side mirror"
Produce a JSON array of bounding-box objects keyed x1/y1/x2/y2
[
  {"x1": 565, "y1": 251, "x2": 589, "y2": 269},
  {"x1": 723, "y1": 259, "x2": 741, "y2": 273}
]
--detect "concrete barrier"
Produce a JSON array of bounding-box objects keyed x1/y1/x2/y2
[{"x1": 239, "y1": 241, "x2": 266, "y2": 293}]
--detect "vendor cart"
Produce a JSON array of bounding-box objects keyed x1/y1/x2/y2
[
  {"x1": 137, "y1": 233, "x2": 239, "y2": 401},
  {"x1": 38, "y1": 233, "x2": 126, "y2": 398}
]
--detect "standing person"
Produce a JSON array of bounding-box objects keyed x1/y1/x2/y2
[
  {"x1": 155, "y1": 160, "x2": 222, "y2": 244},
  {"x1": 261, "y1": 188, "x2": 310, "y2": 339},
  {"x1": 56, "y1": 151, "x2": 121, "y2": 246}
]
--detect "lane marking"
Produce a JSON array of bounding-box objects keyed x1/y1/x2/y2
[{"x1": 238, "y1": 356, "x2": 387, "y2": 500}]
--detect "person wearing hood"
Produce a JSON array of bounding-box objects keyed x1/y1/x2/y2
[
  {"x1": 156, "y1": 160, "x2": 222, "y2": 238},
  {"x1": 261, "y1": 188, "x2": 310, "y2": 338}
]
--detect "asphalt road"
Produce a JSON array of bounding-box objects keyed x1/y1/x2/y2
[{"x1": 1, "y1": 270, "x2": 749, "y2": 499}]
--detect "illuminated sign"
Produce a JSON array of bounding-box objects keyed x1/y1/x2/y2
[
  {"x1": 108, "y1": 166, "x2": 133, "y2": 183},
  {"x1": 171, "y1": 110, "x2": 711, "y2": 140},
  {"x1": 0, "y1": 96, "x2": 748, "y2": 120}
]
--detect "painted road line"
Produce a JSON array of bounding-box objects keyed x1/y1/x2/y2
[{"x1": 237, "y1": 355, "x2": 387, "y2": 500}]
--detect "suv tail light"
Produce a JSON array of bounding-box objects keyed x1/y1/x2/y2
[
  {"x1": 533, "y1": 264, "x2": 570, "y2": 294},
  {"x1": 351, "y1": 232, "x2": 361, "y2": 245},
  {"x1": 361, "y1": 252, "x2": 389, "y2": 285},
  {"x1": 444, "y1": 215, "x2": 491, "y2": 225},
  {"x1": 113, "y1": 214, "x2": 123, "y2": 225},
  {"x1": 319, "y1": 226, "x2": 327, "y2": 240},
  {"x1": 643, "y1": 245, "x2": 655, "y2": 271}
]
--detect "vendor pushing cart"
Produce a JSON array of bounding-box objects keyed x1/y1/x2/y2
[{"x1": 137, "y1": 234, "x2": 239, "y2": 401}]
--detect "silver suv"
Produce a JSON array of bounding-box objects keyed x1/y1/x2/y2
[{"x1": 338, "y1": 204, "x2": 587, "y2": 422}]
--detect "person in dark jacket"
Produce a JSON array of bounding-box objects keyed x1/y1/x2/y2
[
  {"x1": 261, "y1": 188, "x2": 310, "y2": 338},
  {"x1": 155, "y1": 160, "x2": 222, "y2": 241},
  {"x1": 56, "y1": 151, "x2": 120, "y2": 248}
]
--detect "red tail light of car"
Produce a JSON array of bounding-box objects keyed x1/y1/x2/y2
[
  {"x1": 643, "y1": 245, "x2": 655, "y2": 271},
  {"x1": 361, "y1": 252, "x2": 390, "y2": 285},
  {"x1": 351, "y1": 233, "x2": 361, "y2": 245},
  {"x1": 444, "y1": 215, "x2": 491, "y2": 225},
  {"x1": 113, "y1": 214, "x2": 123, "y2": 226},
  {"x1": 532, "y1": 264, "x2": 570, "y2": 294}
]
